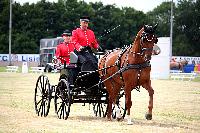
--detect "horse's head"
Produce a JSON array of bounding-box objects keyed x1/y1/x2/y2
[{"x1": 140, "y1": 24, "x2": 158, "y2": 60}]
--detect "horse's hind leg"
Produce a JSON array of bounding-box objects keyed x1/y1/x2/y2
[
  {"x1": 104, "y1": 80, "x2": 121, "y2": 120},
  {"x1": 103, "y1": 80, "x2": 114, "y2": 120},
  {"x1": 142, "y1": 80, "x2": 154, "y2": 120}
]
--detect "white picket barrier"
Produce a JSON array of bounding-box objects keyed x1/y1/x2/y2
[
  {"x1": 30, "y1": 67, "x2": 45, "y2": 73},
  {"x1": 170, "y1": 72, "x2": 197, "y2": 81},
  {"x1": 6, "y1": 66, "x2": 19, "y2": 72}
]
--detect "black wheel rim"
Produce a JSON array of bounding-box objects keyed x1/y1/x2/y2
[
  {"x1": 54, "y1": 79, "x2": 71, "y2": 120},
  {"x1": 34, "y1": 75, "x2": 51, "y2": 117}
]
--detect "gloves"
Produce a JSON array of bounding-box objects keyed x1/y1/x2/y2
[
  {"x1": 79, "y1": 46, "x2": 84, "y2": 51},
  {"x1": 91, "y1": 47, "x2": 98, "y2": 53},
  {"x1": 80, "y1": 46, "x2": 87, "y2": 51}
]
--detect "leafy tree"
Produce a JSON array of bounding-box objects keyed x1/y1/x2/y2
[
  {"x1": 0, "y1": 0, "x2": 9, "y2": 53},
  {"x1": 146, "y1": 1, "x2": 173, "y2": 37},
  {"x1": 174, "y1": 0, "x2": 200, "y2": 56},
  {"x1": 0, "y1": 0, "x2": 199, "y2": 56}
]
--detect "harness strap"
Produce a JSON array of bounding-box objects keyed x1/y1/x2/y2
[
  {"x1": 135, "y1": 69, "x2": 142, "y2": 92},
  {"x1": 88, "y1": 61, "x2": 151, "y2": 90},
  {"x1": 115, "y1": 46, "x2": 130, "y2": 86},
  {"x1": 121, "y1": 61, "x2": 151, "y2": 92}
]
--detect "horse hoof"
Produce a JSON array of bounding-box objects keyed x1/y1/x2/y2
[
  {"x1": 145, "y1": 113, "x2": 152, "y2": 120},
  {"x1": 127, "y1": 121, "x2": 133, "y2": 125},
  {"x1": 116, "y1": 117, "x2": 123, "y2": 121}
]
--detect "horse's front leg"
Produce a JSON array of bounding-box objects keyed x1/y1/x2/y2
[
  {"x1": 142, "y1": 80, "x2": 154, "y2": 120},
  {"x1": 125, "y1": 90, "x2": 133, "y2": 125}
]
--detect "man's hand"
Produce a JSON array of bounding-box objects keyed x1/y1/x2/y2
[
  {"x1": 91, "y1": 47, "x2": 98, "y2": 53},
  {"x1": 80, "y1": 46, "x2": 87, "y2": 51},
  {"x1": 79, "y1": 46, "x2": 84, "y2": 51}
]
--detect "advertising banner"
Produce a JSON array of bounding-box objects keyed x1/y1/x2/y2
[{"x1": 0, "y1": 54, "x2": 39, "y2": 62}]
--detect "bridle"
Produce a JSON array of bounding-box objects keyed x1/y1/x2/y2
[{"x1": 139, "y1": 31, "x2": 157, "y2": 60}]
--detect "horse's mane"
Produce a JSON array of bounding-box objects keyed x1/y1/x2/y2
[{"x1": 133, "y1": 27, "x2": 144, "y2": 43}]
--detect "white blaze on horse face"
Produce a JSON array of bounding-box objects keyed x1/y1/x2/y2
[{"x1": 144, "y1": 42, "x2": 154, "y2": 59}]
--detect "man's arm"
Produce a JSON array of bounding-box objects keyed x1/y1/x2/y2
[
  {"x1": 55, "y1": 46, "x2": 60, "y2": 58},
  {"x1": 91, "y1": 31, "x2": 99, "y2": 49},
  {"x1": 72, "y1": 30, "x2": 82, "y2": 51}
]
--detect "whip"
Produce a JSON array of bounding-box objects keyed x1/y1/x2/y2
[
  {"x1": 97, "y1": 25, "x2": 121, "y2": 50},
  {"x1": 97, "y1": 24, "x2": 121, "y2": 40}
]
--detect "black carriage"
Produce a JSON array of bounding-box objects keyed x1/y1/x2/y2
[{"x1": 34, "y1": 51, "x2": 126, "y2": 120}]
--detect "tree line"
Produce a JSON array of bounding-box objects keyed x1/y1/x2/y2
[{"x1": 0, "y1": 0, "x2": 199, "y2": 56}]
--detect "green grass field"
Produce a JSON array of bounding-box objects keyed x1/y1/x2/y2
[{"x1": 0, "y1": 72, "x2": 200, "y2": 133}]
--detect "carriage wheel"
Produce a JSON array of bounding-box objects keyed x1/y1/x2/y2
[
  {"x1": 112, "y1": 90, "x2": 126, "y2": 119},
  {"x1": 34, "y1": 75, "x2": 51, "y2": 117},
  {"x1": 54, "y1": 79, "x2": 71, "y2": 120},
  {"x1": 93, "y1": 102, "x2": 108, "y2": 117}
]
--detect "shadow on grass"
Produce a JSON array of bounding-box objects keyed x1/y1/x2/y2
[{"x1": 133, "y1": 119, "x2": 198, "y2": 131}]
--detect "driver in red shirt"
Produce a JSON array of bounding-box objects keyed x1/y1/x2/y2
[
  {"x1": 72, "y1": 16, "x2": 99, "y2": 71},
  {"x1": 72, "y1": 16, "x2": 99, "y2": 51},
  {"x1": 55, "y1": 30, "x2": 75, "y2": 64}
]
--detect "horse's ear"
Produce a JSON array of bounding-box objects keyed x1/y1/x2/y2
[
  {"x1": 153, "y1": 24, "x2": 158, "y2": 31},
  {"x1": 144, "y1": 25, "x2": 147, "y2": 31}
]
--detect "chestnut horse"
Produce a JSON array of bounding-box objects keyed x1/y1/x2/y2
[{"x1": 98, "y1": 25, "x2": 158, "y2": 124}]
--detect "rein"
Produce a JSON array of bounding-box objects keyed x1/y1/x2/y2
[
  {"x1": 87, "y1": 60, "x2": 151, "y2": 90},
  {"x1": 86, "y1": 44, "x2": 151, "y2": 90}
]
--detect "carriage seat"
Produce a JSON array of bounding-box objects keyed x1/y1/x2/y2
[{"x1": 70, "y1": 52, "x2": 78, "y2": 64}]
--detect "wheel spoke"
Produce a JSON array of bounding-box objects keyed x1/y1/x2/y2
[
  {"x1": 93, "y1": 102, "x2": 107, "y2": 117},
  {"x1": 35, "y1": 92, "x2": 42, "y2": 98},
  {"x1": 37, "y1": 101, "x2": 42, "y2": 116},
  {"x1": 57, "y1": 103, "x2": 63, "y2": 115},
  {"x1": 36, "y1": 98, "x2": 42, "y2": 107},
  {"x1": 44, "y1": 100, "x2": 47, "y2": 116},
  {"x1": 39, "y1": 78, "x2": 43, "y2": 91},
  {"x1": 62, "y1": 105, "x2": 65, "y2": 119},
  {"x1": 98, "y1": 104, "x2": 101, "y2": 117},
  {"x1": 37, "y1": 85, "x2": 42, "y2": 94},
  {"x1": 100, "y1": 104, "x2": 105, "y2": 117},
  {"x1": 64, "y1": 104, "x2": 67, "y2": 119}
]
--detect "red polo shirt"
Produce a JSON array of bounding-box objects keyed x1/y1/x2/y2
[
  {"x1": 72, "y1": 28, "x2": 99, "y2": 51},
  {"x1": 55, "y1": 42, "x2": 75, "y2": 64}
]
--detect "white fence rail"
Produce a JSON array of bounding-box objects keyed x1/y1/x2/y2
[
  {"x1": 6, "y1": 66, "x2": 19, "y2": 72},
  {"x1": 30, "y1": 67, "x2": 45, "y2": 73},
  {"x1": 170, "y1": 72, "x2": 197, "y2": 81}
]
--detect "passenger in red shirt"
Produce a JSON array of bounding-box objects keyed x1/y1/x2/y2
[
  {"x1": 72, "y1": 16, "x2": 99, "y2": 71},
  {"x1": 55, "y1": 30, "x2": 75, "y2": 64}
]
